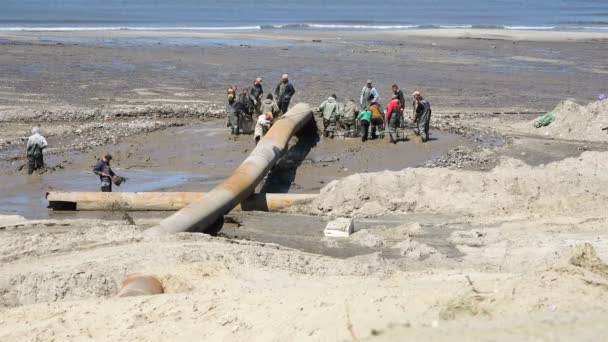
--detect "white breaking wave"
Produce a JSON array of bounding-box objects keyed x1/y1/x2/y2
[
  {"x1": 307, "y1": 24, "x2": 418, "y2": 29},
  {"x1": 0, "y1": 26, "x2": 262, "y2": 32},
  {"x1": 504, "y1": 26, "x2": 556, "y2": 30},
  {"x1": 0, "y1": 24, "x2": 606, "y2": 32}
]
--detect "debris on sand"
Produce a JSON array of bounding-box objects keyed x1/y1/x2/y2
[
  {"x1": 439, "y1": 294, "x2": 490, "y2": 320},
  {"x1": 523, "y1": 100, "x2": 608, "y2": 141},
  {"x1": 324, "y1": 217, "x2": 354, "y2": 237}
]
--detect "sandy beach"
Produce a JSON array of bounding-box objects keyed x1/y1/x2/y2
[{"x1": 1, "y1": 29, "x2": 608, "y2": 341}]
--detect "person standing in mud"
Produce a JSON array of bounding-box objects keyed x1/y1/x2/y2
[
  {"x1": 93, "y1": 154, "x2": 116, "y2": 192},
  {"x1": 275, "y1": 74, "x2": 295, "y2": 115},
  {"x1": 357, "y1": 108, "x2": 372, "y2": 142},
  {"x1": 259, "y1": 93, "x2": 280, "y2": 119},
  {"x1": 317, "y1": 94, "x2": 339, "y2": 138},
  {"x1": 360, "y1": 80, "x2": 379, "y2": 110},
  {"x1": 392, "y1": 84, "x2": 406, "y2": 127},
  {"x1": 26, "y1": 126, "x2": 48, "y2": 174},
  {"x1": 338, "y1": 98, "x2": 359, "y2": 137},
  {"x1": 248, "y1": 77, "x2": 264, "y2": 116},
  {"x1": 226, "y1": 85, "x2": 237, "y2": 130},
  {"x1": 230, "y1": 89, "x2": 252, "y2": 135},
  {"x1": 368, "y1": 95, "x2": 385, "y2": 139},
  {"x1": 412, "y1": 90, "x2": 432, "y2": 142},
  {"x1": 386, "y1": 95, "x2": 402, "y2": 144},
  {"x1": 227, "y1": 85, "x2": 237, "y2": 107}
]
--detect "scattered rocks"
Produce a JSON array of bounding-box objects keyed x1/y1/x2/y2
[
  {"x1": 0, "y1": 103, "x2": 226, "y2": 123},
  {"x1": 423, "y1": 146, "x2": 495, "y2": 169}
]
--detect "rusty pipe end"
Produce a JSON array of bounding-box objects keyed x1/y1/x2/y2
[{"x1": 117, "y1": 274, "x2": 164, "y2": 297}]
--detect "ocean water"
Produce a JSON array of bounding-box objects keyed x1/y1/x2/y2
[{"x1": 1, "y1": 0, "x2": 607, "y2": 32}]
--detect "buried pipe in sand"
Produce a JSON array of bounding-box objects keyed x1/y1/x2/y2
[{"x1": 117, "y1": 274, "x2": 164, "y2": 297}]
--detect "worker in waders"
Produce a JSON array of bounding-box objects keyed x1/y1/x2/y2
[
  {"x1": 230, "y1": 90, "x2": 252, "y2": 135},
  {"x1": 274, "y1": 74, "x2": 295, "y2": 115},
  {"x1": 368, "y1": 95, "x2": 385, "y2": 140},
  {"x1": 248, "y1": 77, "x2": 264, "y2": 116},
  {"x1": 412, "y1": 90, "x2": 432, "y2": 142},
  {"x1": 386, "y1": 95, "x2": 402, "y2": 144},
  {"x1": 26, "y1": 126, "x2": 48, "y2": 174},
  {"x1": 259, "y1": 93, "x2": 280, "y2": 119},
  {"x1": 392, "y1": 84, "x2": 406, "y2": 127},
  {"x1": 226, "y1": 85, "x2": 237, "y2": 129},
  {"x1": 339, "y1": 99, "x2": 359, "y2": 137},
  {"x1": 93, "y1": 154, "x2": 119, "y2": 192},
  {"x1": 357, "y1": 108, "x2": 372, "y2": 142},
  {"x1": 360, "y1": 79, "x2": 379, "y2": 110},
  {"x1": 317, "y1": 94, "x2": 339, "y2": 138}
]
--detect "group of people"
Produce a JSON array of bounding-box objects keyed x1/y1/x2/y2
[
  {"x1": 316, "y1": 80, "x2": 431, "y2": 143},
  {"x1": 226, "y1": 74, "x2": 295, "y2": 142},
  {"x1": 225, "y1": 76, "x2": 431, "y2": 145},
  {"x1": 24, "y1": 127, "x2": 123, "y2": 192}
]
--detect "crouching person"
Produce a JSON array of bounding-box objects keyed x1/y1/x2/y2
[{"x1": 254, "y1": 112, "x2": 274, "y2": 145}]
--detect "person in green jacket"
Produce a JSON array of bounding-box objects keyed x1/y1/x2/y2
[{"x1": 357, "y1": 109, "x2": 372, "y2": 142}]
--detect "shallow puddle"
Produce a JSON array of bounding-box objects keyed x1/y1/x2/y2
[{"x1": 0, "y1": 169, "x2": 221, "y2": 219}]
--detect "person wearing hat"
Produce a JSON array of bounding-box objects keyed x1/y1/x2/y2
[
  {"x1": 338, "y1": 98, "x2": 359, "y2": 137},
  {"x1": 368, "y1": 94, "x2": 385, "y2": 140},
  {"x1": 26, "y1": 126, "x2": 48, "y2": 174},
  {"x1": 254, "y1": 112, "x2": 274, "y2": 145},
  {"x1": 317, "y1": 94, "x2": 339, "y2": 138},
  {"x1": 274, "y1": 74, "x2": 295, "y2": 115},
  {"x1": 248, "y1": 77, "x2": 264, "y2": 116},
  {"x1": 360, "y1": 80, "x2": 379, "y2": 111},
  {"x1": 227, "y1": 85, "x2": 237, "y2": 106},
  {"x1": 412, "y1": 90, "x2": 432, "y2": 142},
  {"x1": 259, "y1": 93, "x2": 280, "y2": 120},
  {"x1": 93, "y1": 154, "x2": 117, "y2": 192}
]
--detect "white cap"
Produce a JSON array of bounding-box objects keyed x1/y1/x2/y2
[
  {"x1": 255, "y1": 77, "x2": 263, "y2": 82},
  {"x1": 32, "y1": 126, "x2": 40, "y2": 134},
  {"x1": 412, "y1": 90, "x2": 421, "y2": 96},
  {"x1": 366, "y1": 79, "x2": 372, "y2": 84},
  {"x1": 282, "y1": 74, "x2": 289, "y2": 79}
]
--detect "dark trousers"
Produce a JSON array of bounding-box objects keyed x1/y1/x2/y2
[
  {"x1": 101, "y1": 182, "x2": 112, "y2": 192},
  {"x1": 323, "y1": 116, "x2": 336, "y2": 137},
  {"x1": 370, "y1": 118, "x2": 383, "y2": 139},
  {"x1": 415, "y1": 111, "x2": 431, "y2": 142},
  {"x1": 27, "y1": 155, "x2": 44, "y2": 174},
  {"x1": 278, "y1": 98, "x2": 290, "y2": 114},
  {"x1": 360, "y1": 120, "x2": 370, "y2": 142}
]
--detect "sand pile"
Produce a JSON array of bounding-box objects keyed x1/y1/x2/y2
[
  {"x1": 525, "y1": 99, "x2": 608, "y2": 141},
  {"x1": 299, "y1": 151, "x2": 608, "y2": 218}
]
